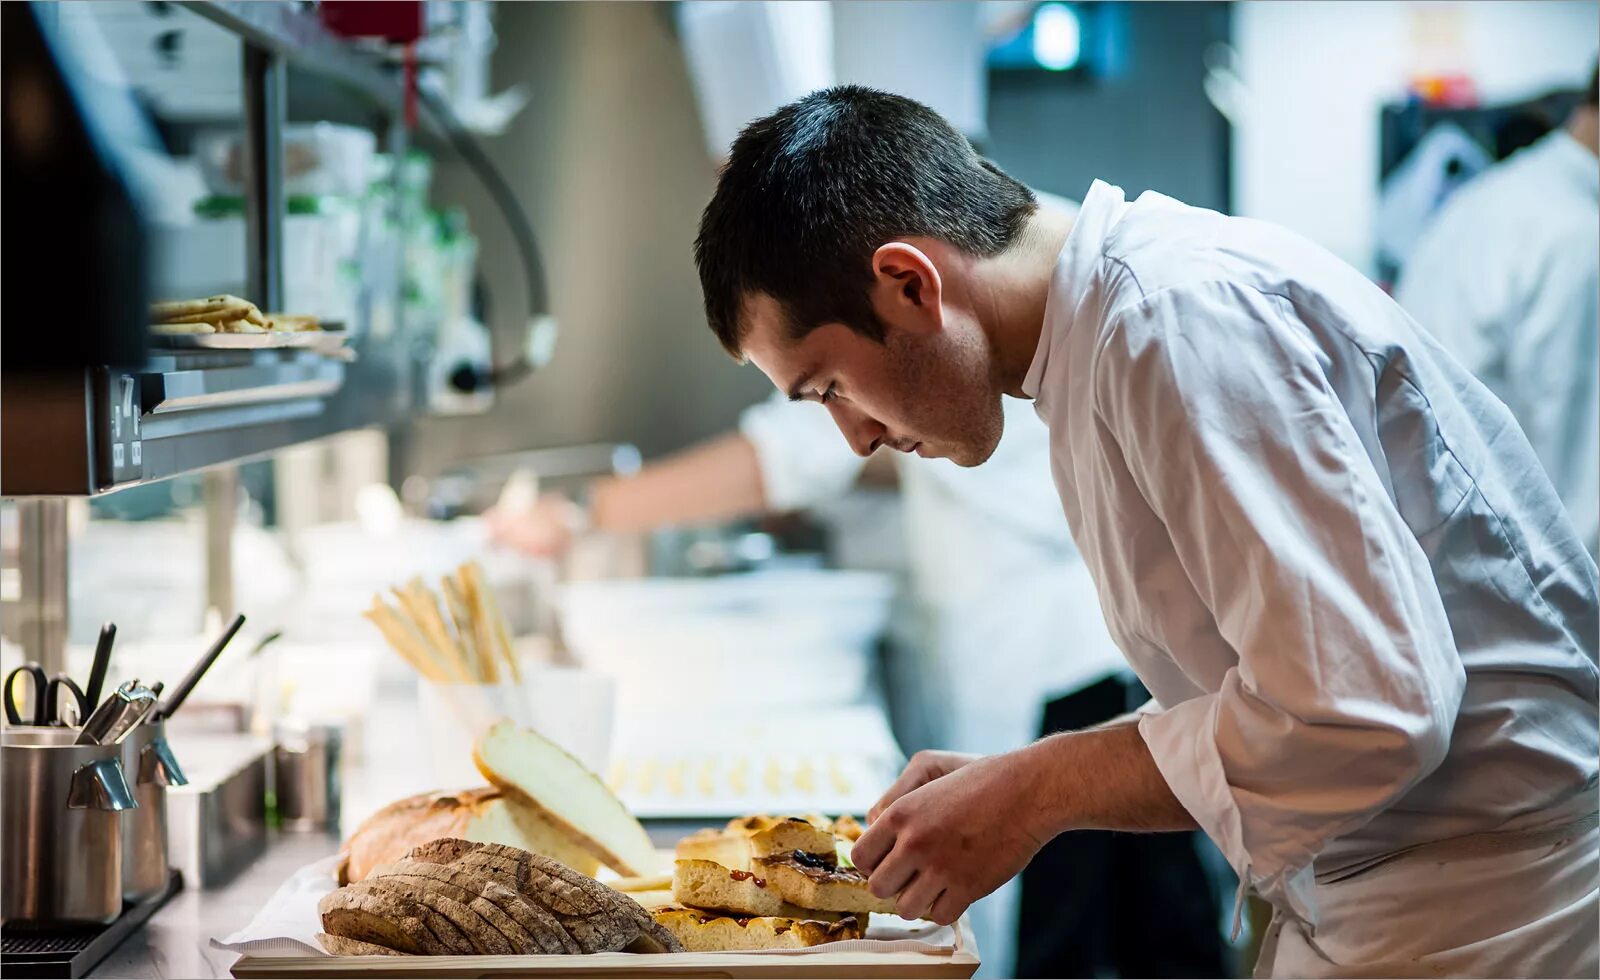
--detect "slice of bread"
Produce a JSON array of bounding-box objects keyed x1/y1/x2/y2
[
  {"x1": 672, "y1": 858, "x2": 788, "y2": 917},
  {"x1": 753, "y1": 854, "x2": 899, "y2": 915},
  {"x1": 676, "y1": 815, "x2": 845, "y2": 871},
  {"x1": 474, "y1": 720, "x2": 660, "y2": 876},
  {"x1": 317, "y1": 932, "x2": 408, "y2": 956},
  {"x1": 651, "y1": 907, "x2": 865, "y2": 951}
]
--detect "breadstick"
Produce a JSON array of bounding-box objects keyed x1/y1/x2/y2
[
  {"x1": 442, "y1": 573, "x2": 496, "y2": 684},
  {"x1": 462, "y1": 561, "x2": 520, "y2": 683},
  {"x1": 362, "y1": 601, "x2": 448, "y2": 682},
  {"x1": 392, "y1": 582, "x2": 470, "y2": 682}
]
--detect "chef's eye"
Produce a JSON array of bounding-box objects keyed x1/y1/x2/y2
[{"x1": 819, "y1": 382, "x2": 839, "y2": 405}]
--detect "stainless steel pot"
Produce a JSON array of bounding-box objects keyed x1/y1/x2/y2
[
  {"x1": 119, "y1": 718, "x2": 185, "y2": 902},
  {"x1": 2, "y1": 727, "x2": 136, "y2": 924}
]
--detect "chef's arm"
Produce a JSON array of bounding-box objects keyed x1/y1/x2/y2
[
  {"x1": 1098, "y1": 285, "x2": 1466, "y2": 916},
  {"x1": 589, "y1": 432, "x2": 767, "y2": 533},
  {"x1": 1023, "y1": 722, "x2": 1197, "y2": 833}
]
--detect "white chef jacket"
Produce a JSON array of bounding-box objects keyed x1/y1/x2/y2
[
  {"x1": 1397, "y1": 129, "x2": 1600, "y2": 557},
  {"x1": 1025, "y1": 180, "x2": 1599, "y2": 975}
]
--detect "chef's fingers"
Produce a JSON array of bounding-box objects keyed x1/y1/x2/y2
[
  {"x1": 895, "y1": 876, "x2": 944, "y2": 922},
  {"x1": 865, "y1": 844, "x2": 918, "y2": 900},
  {"x1": 868, "y1": 754, "x2": 941, "y2": 822},
  {"x1": 850, "y1": 820, "x2": 892, "y2": 875},
  {"x1": 929, "y1": 889, "x2": 967, "y2": 927}
]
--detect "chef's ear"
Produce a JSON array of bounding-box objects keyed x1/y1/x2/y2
[{"x1": 870, "y1": 242, "x2": 943, "y2": 334}]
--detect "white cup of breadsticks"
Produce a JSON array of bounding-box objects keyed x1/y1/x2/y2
[
  {"x1": 364, "y1": 562, "x2": 614, "y2": 783},
  {"x1": 151, "y1": 294, "x2": 322, "y2": 335}
]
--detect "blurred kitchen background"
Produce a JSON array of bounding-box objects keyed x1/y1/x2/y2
[{"x1": 2, "y1": 2, "x2": 1595, "y2": 977}]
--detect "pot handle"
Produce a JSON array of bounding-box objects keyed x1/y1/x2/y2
[
  {"x1": 67, "y1": 758, "x2": 138, "y2": 811},
  {"x1": 139, "y1": 737, "x2": 188, "y2": 788}
]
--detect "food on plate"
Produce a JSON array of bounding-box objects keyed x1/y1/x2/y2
[
  {"x1": 362, "y1": 563, "x2": 520, "y2": 685},
  {"x1": 651, "y1": 906, "x2": 865, "y2": 952},
  {"x1": 150, "y1": 294, "x2": 322, "y2": 335},
  {"x1": 677, "y1": 813, "x2": 856, "y2": 870},
  {"x1": 265, "y1": 312, "x2": 320, "y2": 332},
  {"x1": 337, "y1": 787, "x2": 601, "y2": 884},
  {"x1": 654, "y1": 813, "x2": 897, "y2": 952},
  {"x1": 610, "y1": 873, "x2": 672, "y2": 894},
  {"x1": 753, "y1": 850, "x2": 898, "y2": 915},
  {"x1": 672, "y1": 857, "x2": 789, "y2": 917},
  {"x1": 474, "y1": 720, "x2": 660, "y2": 877},
  {"x1": 317, "y1": 838, "x2": 684, "y2": 956},
  {"x1": 150, "y1": 294, "x2": 260, "y2": 324}
]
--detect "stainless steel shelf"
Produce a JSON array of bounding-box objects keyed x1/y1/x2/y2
[{"x1": 1, "y1": 343, "x2": 411, "y2": 496}]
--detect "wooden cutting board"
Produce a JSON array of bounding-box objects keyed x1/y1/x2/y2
[{"x1": 230, "y1": 917, "x2": 979, "y2": 979}]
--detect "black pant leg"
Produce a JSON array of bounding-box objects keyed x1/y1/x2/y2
[{"x1": 1014, "y1": 675, "x2": 1231, "y2": 979}]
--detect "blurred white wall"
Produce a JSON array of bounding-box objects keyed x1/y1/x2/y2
[{"x1": 1232, "y1": 0, "x2": 1599, "y2": 274}]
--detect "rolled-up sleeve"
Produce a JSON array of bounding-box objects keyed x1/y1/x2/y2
[{"x1": 1096, "y1": 282, "x2": 1466, "y2": 918}]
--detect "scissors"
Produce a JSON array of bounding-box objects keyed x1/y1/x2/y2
[{"x1": 4, "y1": 663, "x2": 92, "y2": 727}]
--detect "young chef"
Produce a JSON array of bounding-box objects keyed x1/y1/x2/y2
[
  {"x1": 487, "y1": 302, "x2": 1230, "y2": 976},
  {"x1": 691, "y1": 85, "x2": 1600, "y2": 978},
  {"x1": 1397, "y1": 66, "x2": 1599, "y2": 557}
]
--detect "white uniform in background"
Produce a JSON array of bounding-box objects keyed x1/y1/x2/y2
[
  {"x1": 1026, "y1": 181, "x2": 1599, "y2": 978},
  {"x1": 1397, "y1": 129, "x2": 1600, "y2": 555}
]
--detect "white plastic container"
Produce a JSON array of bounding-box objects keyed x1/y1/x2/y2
[{"x1": 417, "y1": 664, "x2": 615, "y2": 787}]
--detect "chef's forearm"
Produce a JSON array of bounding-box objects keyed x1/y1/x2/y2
[
  {"x1": 589, "y1": 433, "x2": 768, "y2": 533},
  {"x1": 1023, "y1": 722, "x2": 1198, "y2": 835}
]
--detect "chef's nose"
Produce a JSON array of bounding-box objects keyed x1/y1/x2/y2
[{"x1": 826, "y1": 401, "x2": 886, "y2": 457}]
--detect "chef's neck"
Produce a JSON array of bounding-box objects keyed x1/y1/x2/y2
[
  {"x1": 1568, "y1": 105, "x2": 1599, "y2": 158},
  {"x1": 979, "y1": 204, "x2": 1076, "y2": 398}
]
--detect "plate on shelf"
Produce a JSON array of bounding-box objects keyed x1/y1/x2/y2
[{"x1": 151, "y1": 325, "x2": 352, "y2": 357}]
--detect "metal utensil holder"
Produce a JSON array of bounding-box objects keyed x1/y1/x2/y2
[
  {"x1": 2, "y1": 728, "x2": 136, "y2": 925},
  {"x1": 119, "y1": 719, "x2": 186, "y2": 903}
]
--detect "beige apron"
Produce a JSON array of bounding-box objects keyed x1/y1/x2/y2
[{"x1": 1259, "y1": 809, "x2": 1599, "y2": 979}]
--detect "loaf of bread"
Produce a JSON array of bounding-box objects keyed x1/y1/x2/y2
[
  {"x1": 317, "y1": 838, "x2": 684, "y2": 957},
  {"x1": 474, "y1": 720, "x2": 661, "y2": 877},
  {"x1": 337, "y1": 787, "x2": 602, "y2": 885},
  {"x1": 651, "y1": 906, "x2": 865, "y2": 952}
]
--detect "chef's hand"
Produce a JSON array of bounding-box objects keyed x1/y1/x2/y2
[
  {"x1": 484, "y1": 493, "x2": 586, "y2": 557},
  {"x1": 853, "y1": 748, "x2": 1049, "y2": 926},
  {"x1": 866, "y1": 750, "x2": 978, "y2": 823}
]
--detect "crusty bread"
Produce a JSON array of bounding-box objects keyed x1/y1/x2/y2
[
  {"x1": 474, "y1": 721, "x2": 660, "y2": 876},
  {"x1": 651, "y1": 907, "x2": 865, "y2": 952},
  {"x1": 363, "y1": 864, "x2": 533, "y2": 954},
  {"x1": 340, "y1": 879, "x2": 478, "y2": 954},
  {"x1": 753, "y1": 855, "x2": 899, "y2": 915},
  {"x1": 410, "y1": 838, "x2": 661, "y2": 954},
  {"x1": 317, "y1": 888, "x2": 453, "y2": 955},
  {"x1": 338, "y1": 787, "x2": 600, "y2": 885},
  {"x1": 316, "y1": 932, "x2": 408, "y2": 956}
]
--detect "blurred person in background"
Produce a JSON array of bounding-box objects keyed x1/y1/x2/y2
[
  {"x1": 488, "y1": 198, "x2": 1231, "y2": 977},
  {"x1": 1398, "y1": 66, "x2": 1599, "y2": 556}
]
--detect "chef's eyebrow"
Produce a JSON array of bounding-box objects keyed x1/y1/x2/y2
[{"x1": 786, "y1": 368, "x2": 819, "y2": 402}]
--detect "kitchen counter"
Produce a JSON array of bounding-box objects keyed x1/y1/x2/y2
[{"x1": 84, "y1": 684, "x2": 719, "y2": 979}]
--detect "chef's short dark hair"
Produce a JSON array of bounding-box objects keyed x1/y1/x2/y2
[
  {"x1": 694, "y1": 86, "x2": 1037, "y2": 358},
  {"x1": 1587, "y1": 65, "x2": 1598, "y2": 104}
]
